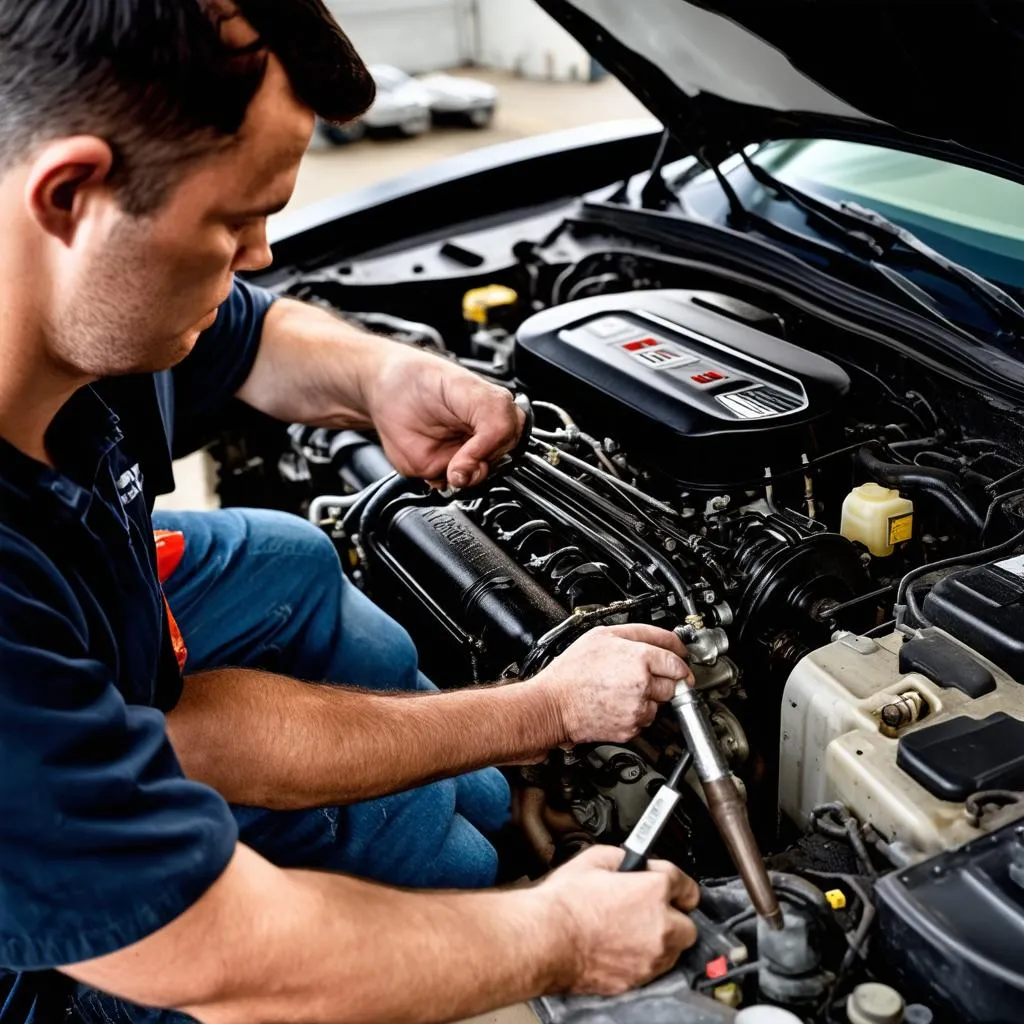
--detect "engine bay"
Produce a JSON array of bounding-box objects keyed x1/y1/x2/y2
[{"x1": 231, "y1": 208, "x2": 1024, "y2": 1022}]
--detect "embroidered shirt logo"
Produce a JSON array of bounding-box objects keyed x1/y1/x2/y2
[{"x1": 116, "y1": 464, "x2": 144, "y2": 506}]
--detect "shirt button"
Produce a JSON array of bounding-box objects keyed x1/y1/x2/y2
[{"x1": 49, "y1": 479, "x2": 76, "y2": 501}]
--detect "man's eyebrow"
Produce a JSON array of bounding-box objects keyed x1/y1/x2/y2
[{"x1": 232, "y1": 197, "x2": 291, "y2": 219}]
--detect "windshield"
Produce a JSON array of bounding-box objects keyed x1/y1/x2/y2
[{"x1": 752, "y1": 140, "x2": 1024, "y2": 293}]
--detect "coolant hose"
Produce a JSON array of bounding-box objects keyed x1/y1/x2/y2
[{"x1": 856, "y1": 442, "x2": 984, "y2": 537}]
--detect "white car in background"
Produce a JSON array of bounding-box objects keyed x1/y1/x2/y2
[
  {"x1": 418, "y1": 71, "x2": 499, "y2": 128},
  {"x1": 320, "y1": 65, "x2": 498, "y2": 144}
]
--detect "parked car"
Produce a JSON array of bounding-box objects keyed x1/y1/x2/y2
[
  {"x1": 320, "y1": 65, "x2": 498, "y2": 144},
  {"x1": 418, "y1": 71, "x2": 498, "y2": 129},
  {"x1": 251, "y1": 2, "x2": 1024, "y2": 1022}
]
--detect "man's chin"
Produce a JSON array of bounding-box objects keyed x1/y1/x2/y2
[
  {"x1": 196, "y1": 307, "x2": 220, "y2": 332},
  {"x1": 135, "y1": 330, "x2": 203, "y2": 374}
]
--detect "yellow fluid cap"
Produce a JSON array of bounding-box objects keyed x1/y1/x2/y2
[
  {"x1": 713, "y1": 983, "x2": 742, "y2": 1008},
  {"x1": 825, "y1": 888, "x2": 847, "y2": 910},
  {"x1": 463, "y1": 284, "x2": 519, "y2": 325}
]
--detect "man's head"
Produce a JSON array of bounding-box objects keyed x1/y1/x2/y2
[{"x1": 0, "y1": 0, "x2": 374, "y2": 377}]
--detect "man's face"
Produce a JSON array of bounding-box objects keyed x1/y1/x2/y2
[{"x1": 46, "y1": 53, "x2": 314, "y2": 378}]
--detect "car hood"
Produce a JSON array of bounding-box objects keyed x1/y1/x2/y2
[{"x1": 537, "y1": 0, "x2": 1024, "y2": 184}]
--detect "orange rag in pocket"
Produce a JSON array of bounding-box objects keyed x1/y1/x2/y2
[{"x1": 153, "y1": 530, "x2": 188, "y2": 671}]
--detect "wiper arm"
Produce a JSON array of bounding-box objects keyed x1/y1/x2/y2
[{"x1": 738, "y1": 150, "x2": 1024, "y2": 334}]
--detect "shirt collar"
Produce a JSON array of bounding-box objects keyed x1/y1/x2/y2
[{"x1": 0, "y1": 386, "x2": 124, "y2": 523}]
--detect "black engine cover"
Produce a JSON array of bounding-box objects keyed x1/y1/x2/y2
[{"x1": 514, "y1": 290, "x2": 849, "y2": 487}]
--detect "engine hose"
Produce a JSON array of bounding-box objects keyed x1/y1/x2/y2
[
  {"x1": 857, "y1": 442, "x2": 984, "y2": 536},
  {"x1": 518, "y1": 788, "x2": 556, "y2": 865},
  {"x1": 904, "y1": 581, "x2": 931, "y2": 629},
  {"x1": 894, "y1": 522, "x2": 1024, "y2": 627},
  {"x1": 356, "y1": 473, "x2": 423, "y2": 539},
  {"x1": 516, "y1": 462, "x2": 693, "y2": 610}
]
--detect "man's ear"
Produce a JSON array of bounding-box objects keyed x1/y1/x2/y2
[{"x1": 24, "y1": 137, "x2": 116, "y2": 246}]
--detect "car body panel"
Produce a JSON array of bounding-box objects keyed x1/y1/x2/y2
[
  {"x1": 268, "y1": 119, "x2": 663, "y2": 266},
  {"x1": 538, "y1": 0, "x2": 1024, "y2": 183}
]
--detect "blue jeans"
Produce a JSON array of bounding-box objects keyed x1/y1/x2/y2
[{"x1": 71, "y1": 509, "x2": 510, "y2": 1023}]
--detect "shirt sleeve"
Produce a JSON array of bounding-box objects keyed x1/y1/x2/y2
[
  {"x1": 170, "y1": 277, "x2": 277, "y2": 458},
  {"x1": 0, "y1": 537, "x2": 239, "y2": 970}
]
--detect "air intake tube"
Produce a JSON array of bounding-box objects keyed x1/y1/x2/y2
[{"x1": 856, "y1": 442, "x2": 984, "y2": 537}]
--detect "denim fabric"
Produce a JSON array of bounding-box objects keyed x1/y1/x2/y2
[{"x1": 70, "y1": 508, "x2": 510, "y2": 1023}]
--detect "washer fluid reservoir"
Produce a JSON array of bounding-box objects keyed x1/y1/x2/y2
[{"x1": 841, "y1": 483, "x2": 913, "y2": 557}]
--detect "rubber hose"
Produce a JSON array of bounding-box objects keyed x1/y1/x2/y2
[{"x1": 857, "y1": 443, "x2": 984, "y2": 536}]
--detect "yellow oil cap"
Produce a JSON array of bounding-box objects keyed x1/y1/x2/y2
[
  {"x1": 825, "y1": 888, "x2": 847, "y2": 910},
  {"x1": 713, "y1": 983, "x2": 742, "y2": 1008},
  {"x1": 463, "y1": 284, "x2": 518, "y2": 326}
]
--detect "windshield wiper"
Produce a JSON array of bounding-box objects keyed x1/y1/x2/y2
[{"x1": 736, "y1": 150, "x2": 1024, "y2": 336}]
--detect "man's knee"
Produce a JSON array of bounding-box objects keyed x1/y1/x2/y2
[
  {"x1": 456, "y1": 768, "x2": 512, "y2": 836},
  {"x1": 437, "y1": 814, "x2": 500, "y2": 889},
  {"x1": 237, "y1": 508, "x2": 344, "y2": 598},
  {"x1": 154, "y1": 508, "x2": 344, "y2": 619},
  {"x1": 332, "y1": 778, "x2": 498, "y2": 889}
]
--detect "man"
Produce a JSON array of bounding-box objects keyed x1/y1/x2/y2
[{"x1": 0, "y1": 2, "x2": 701, "y2": 1022}]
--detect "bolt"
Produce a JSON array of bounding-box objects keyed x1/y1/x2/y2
[
  {"x1": 881, "y1": 695, "x2": 920, "y2": 729},
  {"x1": 664, "y1": 538, "x2": 678, "y2": 552}
]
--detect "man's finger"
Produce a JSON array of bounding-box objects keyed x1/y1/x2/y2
[
  {"x1": 646, "y1": 860, "x2": 701, "y2": 911},
  {"x1": 604, "y1": 623, "x2": 688, "y2": 659},
  {"x1": 645, "y1": 647, "x2": 691, "y2": 684},
  {"x1": 666, "y1": 909, "x2": 699, "y2": 954},
  {"x1": 648, "y1": 677, "x2": 677, "y2": 704},
  {"x1": 573, "y1": 844, "x2": 627, "y2": 871},
  {"x1": 446, "y1": 404, "x2": 524, "y2": 488}
]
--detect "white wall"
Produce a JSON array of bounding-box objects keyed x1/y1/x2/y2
[
  {"x1": 476, "y1": 0, "x2": 592, "y2": 81},
  {"x1": 328, "y1": 0, "x2": 474, "y2": 73}
]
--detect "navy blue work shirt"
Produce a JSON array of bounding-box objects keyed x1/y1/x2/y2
[{"x1": 0, "y1": 280, "x2": 277, "y2": 1022}]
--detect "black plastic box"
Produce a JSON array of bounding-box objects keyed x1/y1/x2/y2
[{"x1": 924, "y1": 555, "x2": 1024, "y2": 680}]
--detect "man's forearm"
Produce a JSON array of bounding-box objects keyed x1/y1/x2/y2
[
  {"x1": 166, "y1": 669, "x2": 562, "y2": 809},
  {"x1": 234, "y1": 297, "x2": 395, "y2": 428},
  {"x1": 65, "y1": 845, "x2": 571, "y2": 1024},
  {"x1": 190, "y1": 857, "x2": 560, "y2": 1024}
]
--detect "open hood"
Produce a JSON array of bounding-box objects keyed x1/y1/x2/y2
[{"x1": 537, "y1": 0, "x2": 1024, "y2": 184}]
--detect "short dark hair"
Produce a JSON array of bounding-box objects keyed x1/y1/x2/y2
[{"x1": 0, "y1": 0, "x2": 375, "y2": 214}]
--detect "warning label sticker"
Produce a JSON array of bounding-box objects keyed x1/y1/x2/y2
[
  {"x1": 996, "y1": 554, "x2": 1024, "y2": 579},
  {"x1": 887, "y1": 513, "x2": 913, "y2": 546}
]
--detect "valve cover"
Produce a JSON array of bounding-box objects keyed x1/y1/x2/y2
[{"x1": 513, "y1": 289, "x2": 850, "y2": 487}]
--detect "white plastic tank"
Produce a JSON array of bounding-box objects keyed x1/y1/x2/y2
[{"x1": 840, "y1": 483, "x2": 913, "y2": 557}]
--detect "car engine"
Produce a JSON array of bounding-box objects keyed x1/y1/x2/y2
[{"x1": 227, "y1": 235, "x2": 1024, "y2": 1021}]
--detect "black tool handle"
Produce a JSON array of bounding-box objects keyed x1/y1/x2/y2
[
  {"x1": 616, "y1": 750, "x2": 693, "y2": 872},
  {"x1": 618, "y1": 848, "x2": 648, "y2": 873}
]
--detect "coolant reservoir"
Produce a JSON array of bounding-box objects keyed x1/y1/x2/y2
[{"x1": 840, "y1": 483, "x2": 913, "y2": 557}]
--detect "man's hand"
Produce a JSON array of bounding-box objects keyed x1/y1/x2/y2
[
  {"x1": 532, "y1": 624, "x2": 694, "y2": 745},
  {"x1": 539, "y1": 845, "x2": 700, "y2": 996},
  {"x1": 366, "y1": 345, "x2": 524, "y2": 489}
]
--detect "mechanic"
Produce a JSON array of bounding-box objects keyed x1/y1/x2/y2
[{"x1": 0, "y1": 2, "x2": 701, "y2": 1023}]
